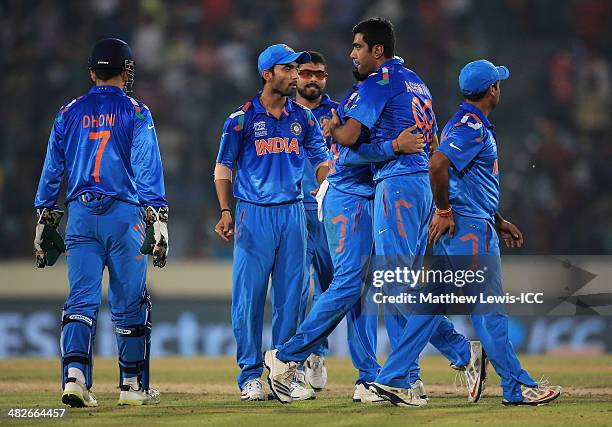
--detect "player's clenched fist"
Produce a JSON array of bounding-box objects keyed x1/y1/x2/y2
[
  {"x1": 215, "y1": 210, "x2": 234, "y2": 242},
  {"x1": 321, "y1": 108, "x2": 341, "y2": 138},
  {"x1": 393, "y1": 124, "x2": 424, "y2": 154}
]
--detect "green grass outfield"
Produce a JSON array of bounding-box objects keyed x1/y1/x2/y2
[{"x1": 0, "y1": 356, "x2": 611, "y2": 426}]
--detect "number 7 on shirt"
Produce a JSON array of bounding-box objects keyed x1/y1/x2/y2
[{"x1": 89, "y1": 130, "x2": 111, "y2": 183}]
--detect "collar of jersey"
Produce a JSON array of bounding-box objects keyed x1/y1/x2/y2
[
  {"x1": 378, "y1": 57, "x2": 403, "y2": 71},
  {"x1": 459, "y1": 101, "x2": 493, "y2": 128},
  {"x1": 88, "y1": 85, "x2": 124, "y2": 94},
  {"x1": 312, "y1": 94, "x2": 335, "y2": 111},
  {"x1": 253, "y1": 92, "x2": 293, "y2": 118}
]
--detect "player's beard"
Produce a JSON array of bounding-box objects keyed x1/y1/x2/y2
[
  {"x1": 297, "y1": 83, "x2": 322, "y2": 101},
  {"x1": 272, "y1": 81, "x2": 296, "y2": 97},
  {"x1": 352, "y1": 67, "x2": 367, "y2": 83}
]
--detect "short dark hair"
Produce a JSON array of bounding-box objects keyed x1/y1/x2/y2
[
  {"x1": 464, "y1": 81, "x2": 498, "y2": 101},
  {"x1": 352, "y1": 18, "x2": 395, "y2": 58},
  {"x1": 92, "y1": 68, "x2": 123, "y2": 81},
  {"x1": 306, "y1": 51, "x2": 326, "y2": 67},
  {"x1": 261, "y1": 66, "x2": 274, "y2": 86}
]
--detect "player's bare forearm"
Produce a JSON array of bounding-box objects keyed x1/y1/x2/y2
[
  {"x1": 429, "y1": 151, "x2": 451, "y2": 210},
  {"x1": 430, "y1": 133, "x2": 439, "y2": 153},
  {"x1": 331, "y1": 118, "x2": 362, "y2": 147},
  {"x1": 213, "y1": 178, "x2": 234, "y2": 242},
  {"x1": 214, "y1": 179, "x2": 233, "y2": 210},
  {"x1": 494, "y1": 212, "x2": 505, "y2": 225},
  {"x1": 315, "y1": 163, "x2": 329, "y2": 186}
]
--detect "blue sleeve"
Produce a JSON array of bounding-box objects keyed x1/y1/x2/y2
[
  {"x1": 131, "y1": 104, "x2": 167, "y2": 207},
  {"x1": 340, "y1": 139, "x2": 396, "y2": 166},
  {"x1": 216, "y1": 113, "x2": 243, "y2": 169},
  {"x1": 437, "y1": 119, "x2": 486, "y2": 172},
  {"x1": 302, "y1": 109, "x2": 329, "y2": 167},
  {"x1": 34, "y1": 113, "x2": 65, "y2": 208},
  {"x1": 345, "y1": 77, "x2": 388, "y2": 129}
]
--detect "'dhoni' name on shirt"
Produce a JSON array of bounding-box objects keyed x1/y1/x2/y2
[{"x1": 82, "y1": 113, "x2": 117, "y2": 128}]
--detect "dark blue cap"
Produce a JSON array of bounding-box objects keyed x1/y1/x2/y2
[
  {"x1": 88, "y1": 38, "x2": 133, "y2": 69},
  {"x1": 459, "y1": 59, "x2": 510, "y2": 96},
  {"x1": 257, "y1": 44, "x2": 311, "y2": 76}
]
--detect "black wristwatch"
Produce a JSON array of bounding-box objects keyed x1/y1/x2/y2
[{"x1": 221, "y1": 208, "x2": 231, "y2": 214}]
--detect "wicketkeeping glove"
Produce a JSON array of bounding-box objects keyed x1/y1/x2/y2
[
  {"x1": 140, "y1": 206, "x2": 169, "y2": 268},
  {"x1": 34, "y1": 208, "x2": 66, "y2": 268}
]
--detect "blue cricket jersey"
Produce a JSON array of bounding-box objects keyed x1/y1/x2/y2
[
  {"x1": 326, "y1": 83, "x2": 376, "y2": 199},
  {"x1": 216, "y1": 93, "x2": 329, "y2": 206},
  {"x1": 34, "y1": 85, "x2": 167, "y2": 208},
  {"x1": 437, "y1": 102, "x2": 500, "y2": 222},
  {"x1": 300, "y1": 94, "x2": 337, "y2": 210},
  {"x1": 345, "y1": 57, "x2": 437, "y2": 182}
]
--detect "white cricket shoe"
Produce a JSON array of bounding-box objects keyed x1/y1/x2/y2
[
  {"x1": 117, "y1": 377, "x2": 160, "y2": 406},
  {"x1": 369, "y1": 382, "x2": 427, "y2": 407},
  {"x1": 264, "y1": 349, "x2": 297, "y2": 403},
  {"x1": 410, "y1": 379, "x2": 428, "y2": 400},
  {"x1": 503, "y1": 379, "x2": 562, "y2": 406},
  {"x1": 290, "y1": 371, "x2": 316, "y2": 401},
  {"x1": 464, "y1": 341, "x2": 487, "y2": 403},
  {"x1": 305, "y1": 354, "x2": 327, "y2": 390},
  {"x1": 241, "y1": 378, "x2": 266, "y2": 401},
  {"x1": 62, "y1": 368, "x2": 98, "y2": 408},
  {"x1": 353, "y1": 383, "x2": 385, "y2": 403}
]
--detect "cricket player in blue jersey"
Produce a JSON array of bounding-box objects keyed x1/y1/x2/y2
[
  {"x1": 423, "y1": 60, "x2": 561, "y2": 406},
  {"x1": 33, "y1": 38, "x2": 167, "y2": 407},
  {"x1": 301, "y1": 18, "x2": 481, "y2": 406},
  {"x1": 214, "y1": 44, "x2": 330, "y2": 402},
  {"x1": 294, "y1": 51, "x2": 336, "y2": 390},
  {"x1": 263, "y1": 64, "x2": 426, "y2": 406}
]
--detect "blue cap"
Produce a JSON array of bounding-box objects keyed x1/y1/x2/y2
[
  {"x1": 257, "y1": 44, "x2": 311, "y2": 76},
  {"x1": 458, "y1": 59, "x2": 510, "y2": 96}
]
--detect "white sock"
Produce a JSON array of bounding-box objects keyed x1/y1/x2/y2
[
  {"x1": 122, "y1": 376, "x2": 139, "y2": 390},
  {"x1": 67, "y1": 367, "x2": 86, "y2": 384}
]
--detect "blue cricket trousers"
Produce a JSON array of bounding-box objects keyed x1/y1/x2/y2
[
  {"x1": 300, "y1": 208, "x2": 334, "y2": 357},
  {"x1": 232, "y1": 200, "x2": 307, "y2": 389},
  {"x1": 433, "y1": 214, "x2": 537, "y2": 402},
  {"x1": 62, "y1": 194, "x2": 151, "y2": 390},
  {"x1": 373, "y1": 173, "x2": 470, "y2": 386},
  {"x1": 278, "y1": 186, "x2": 380, "y2": 384}
]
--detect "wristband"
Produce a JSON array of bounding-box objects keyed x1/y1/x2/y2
[
  {"x1": 221, "y1": 208, "x2": 231, "y2": 214},
  {"x1": 435, "y1": 206, "x2": 453, "y2": 217}
]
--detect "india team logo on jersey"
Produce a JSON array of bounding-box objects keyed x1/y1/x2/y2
[
  {"x1": 290, "y1": 122, "x2": 302, "y2": 136},
  {"x1": 255, "y1": 137, "x2": 300, "y2": 156}
]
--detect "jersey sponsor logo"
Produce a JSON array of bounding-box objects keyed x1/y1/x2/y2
[
  {"x1": 255, "y1": 137, "x2": 300, "y2": 156},
  {"x1": 147, "y1": 124, "x2": 154, "y2": 130},
  {"x1": 82, "y1": 114, "x2": 116, "y2": 128},
  {"x1": 254, "y1": 120, "x2": 267, "y2": 137},
  {"x1": 290, "y1": 122, "x2": 302, "y2": 136}
]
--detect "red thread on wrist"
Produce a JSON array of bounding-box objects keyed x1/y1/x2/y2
[{"x1": 436, "y1": 207, "x2": 453, "y2": 217}]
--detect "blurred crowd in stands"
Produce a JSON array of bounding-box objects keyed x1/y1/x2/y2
[{"x1": 1, "y1": 0, "x2": 611, "y2": 258}]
